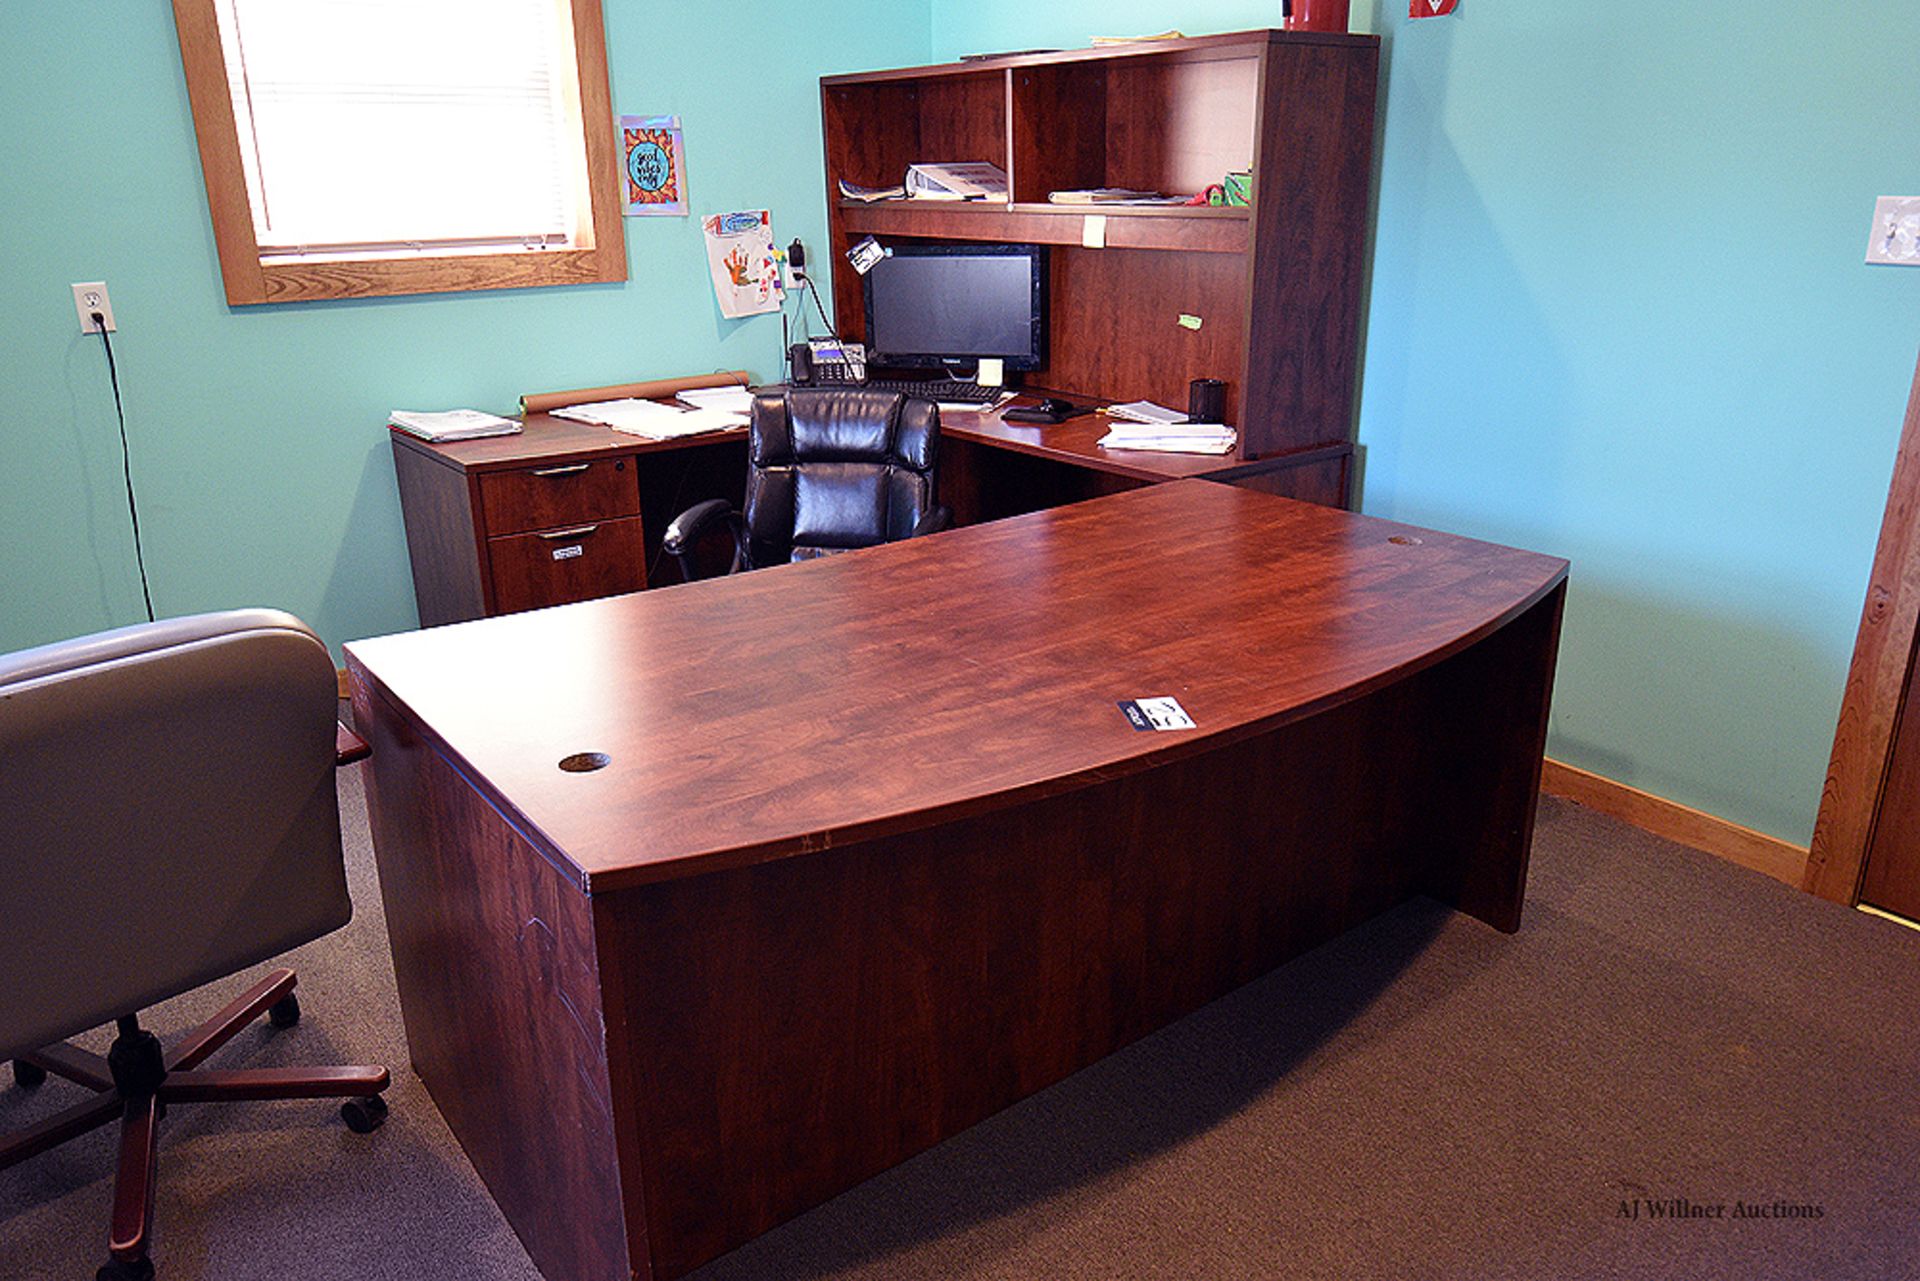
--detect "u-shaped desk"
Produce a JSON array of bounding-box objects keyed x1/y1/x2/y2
[{"x1": 347, "y1": 478, "x2": 1567, "y2": 1281}]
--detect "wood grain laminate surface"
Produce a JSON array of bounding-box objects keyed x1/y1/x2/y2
[
  {"x1": 941, "y1": 407, "x2": 1251, "y2": 481},
  {"x1": 408, "y1": 404, "x2": 1250, "y2": 483},
  {"x1": 399, "y1": 397, "x2": 1326, "y2": 490},
  {"x1": 394, "y1": 412, "x2": 747, "y2": 474},
  {"x1": 348, "y1": 480, "x2": 1566, "y2": 894}
]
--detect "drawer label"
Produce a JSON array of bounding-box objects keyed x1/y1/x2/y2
[
  {"x1": 552, "y1": 545, "x2": 584, "y2": 561},
  {"x1": 1117, "y1": 697, "x2": 1196, "y2": 732}
]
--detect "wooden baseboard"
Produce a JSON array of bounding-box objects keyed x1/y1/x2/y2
[
  {"x1": 1539, "y1": 759, "x2": 1809, "y2": 888},
  {"x1": 338, "y1": 667, "x2": 350, "y2": 700}
]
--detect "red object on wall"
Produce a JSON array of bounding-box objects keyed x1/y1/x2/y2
[
  {"x1": 1281, "y1": 0, "x2": 1350, "y2": 32},
  {"x1": 1411, "y1": 0, "x2": 1460, "y2": 16}
]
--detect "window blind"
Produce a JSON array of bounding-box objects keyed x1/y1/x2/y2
[{"x1": 214, "y1": 0, "x2": 580, "y2": 255}]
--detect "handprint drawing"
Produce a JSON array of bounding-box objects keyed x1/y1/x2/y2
[{"x1": 724, "y1": 247, "x2": 751, "y2": 286}]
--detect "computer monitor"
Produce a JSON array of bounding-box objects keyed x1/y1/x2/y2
[{"x1": 862, "y1": 243, "x2": 1048, "y2": 372}]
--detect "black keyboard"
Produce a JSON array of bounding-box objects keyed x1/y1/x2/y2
[{"x1": 865, "y1": 378, "x2": 1004, "y2": 404}]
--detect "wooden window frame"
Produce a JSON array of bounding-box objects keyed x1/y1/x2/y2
[{"x1": 172, "y1": 0, "x2": 627, "y2": 305}]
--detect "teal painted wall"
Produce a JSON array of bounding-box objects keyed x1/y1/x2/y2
[
  {"x1": 0, "y1": 4, "x2": 929, "y2": 657},
  {"x1": 932, "y1": 1, "x2": 1920, "y2": 844},
  {"x1": 7, "y1": 1, "x2": 1918, "y2": 848}
]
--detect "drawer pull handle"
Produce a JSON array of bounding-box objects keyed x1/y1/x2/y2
[
  {"x1": 539, "y1": 524, "x2": 600, "y2": 540},
  {"x1": 530, "y1": 463, "x2": 591, "y2": 478}
]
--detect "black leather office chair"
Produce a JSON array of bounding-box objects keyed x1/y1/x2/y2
[
  {"x1": 662, "y1": 388, "x2": 951, "y2": 580},
  {"x1": 0, "y1": 609, "x2": 390, "y2": 1281}
]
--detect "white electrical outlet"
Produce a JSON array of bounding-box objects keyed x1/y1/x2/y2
[
  {"x1": 72, "y1": 281, "x2": 117, "y2": 332},
  {"x1": 1866, "y1": 197, "x2": 1920, "y2": 266}
]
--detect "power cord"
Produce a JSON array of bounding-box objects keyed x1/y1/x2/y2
[
  {"x1": 93, "y1": 313, "x2": 156, "y2": 623},
  {"x1": 803, "y1": 274, "x2": 836, "y2": 337}
]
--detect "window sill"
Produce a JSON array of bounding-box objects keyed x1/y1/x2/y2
[{"x1": 232, "y1": 245, "x2": 626, "y2": 304}]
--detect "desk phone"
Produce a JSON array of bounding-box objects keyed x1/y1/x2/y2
[{"x1": 789, "y1": 339, "x2": 867, "y2": 386}]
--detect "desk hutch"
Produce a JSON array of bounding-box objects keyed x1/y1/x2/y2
[{"x1": 821, "y1": 29, "x2": 1380, "y2": 503}]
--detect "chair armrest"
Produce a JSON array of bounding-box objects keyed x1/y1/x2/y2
[
  {"x1": 662, "y1": 498, "x2": 737, "y2": 556},
  {"x1": 663, "y1": 498, "x2": 746, "y2": 582},
  {"x1": 336, "y1": 723, "x2": 371, "y2": 766},
  {"x1": 910, "y1": 505, "x2": 953, "y2": 538}
]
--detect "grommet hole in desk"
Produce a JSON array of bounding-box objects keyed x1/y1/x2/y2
[{"x1": 559, "y1": 752, "x2": 611, "y2": 773}]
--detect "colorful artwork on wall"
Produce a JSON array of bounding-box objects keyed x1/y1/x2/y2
[{"x1": 622, "y1": 114, "x2": 688, "y2": 216}]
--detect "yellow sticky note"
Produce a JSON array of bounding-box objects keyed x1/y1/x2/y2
[
  {"x1": 1178, "y1": 314, "x2": 1203, "y2": 331},
  {"x1": 1081, "y1": 214, "x2": 1108, "y2": 250}
]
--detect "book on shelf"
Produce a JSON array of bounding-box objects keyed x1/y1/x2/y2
[
  {"x1": 838, "y1": 178, "x2": 906, "y2": 203},
  {"x1": 905, "y1": 162, "x2": 1009, "y2": 202},
  {"x1": 388, "y1": 409, "x2": 520, "y2": 443},
  {"x1": 1048, "y1": 188, "x2": 1189, "y2": 206}
]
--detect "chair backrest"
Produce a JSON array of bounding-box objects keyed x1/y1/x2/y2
[
  {"x1": 743, "y1": 388, "x2": 940, "y2": 566},
  {"x1": 0, "y1": 609, "x2": 351, "y2": 1062}
]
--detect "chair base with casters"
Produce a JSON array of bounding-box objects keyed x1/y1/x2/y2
[{"x1": 2, "y1": 967, "x2": 390, "y2": 1281}]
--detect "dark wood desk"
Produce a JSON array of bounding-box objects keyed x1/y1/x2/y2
[
  {"x1": 347, "y1": 481, "x2": 1566, "y2": 1281},
  {"x1": 391, "y1": 398, "x2": 1351, "y2": 625},
  {"x1": 937, "y1": 405, "x2": 1351, "y2": 525}
]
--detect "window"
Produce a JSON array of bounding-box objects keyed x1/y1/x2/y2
[{"x1": 173, "y1": 0, "x2": 625, "y2": 303}]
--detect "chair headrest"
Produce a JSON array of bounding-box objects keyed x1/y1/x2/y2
[
  {"x1": 751, "y1": 389, "x2": 938, "y2": 472},
  {"x1": 0, "y1": 609, "x2": 323, "y2": 692}
]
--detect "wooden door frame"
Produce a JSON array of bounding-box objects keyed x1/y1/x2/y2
[{"x1": 1806, "y1": 351, "x2": 1920, "y2": 903}]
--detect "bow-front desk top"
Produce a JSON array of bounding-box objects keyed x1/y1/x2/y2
[{"x1": 346, "y1": 479, "x2": 1567, "y2": 894}]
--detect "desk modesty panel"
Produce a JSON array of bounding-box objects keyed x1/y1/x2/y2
[{"x1": 347, "y1": 480, "x2": 1567, "y2": 1281}]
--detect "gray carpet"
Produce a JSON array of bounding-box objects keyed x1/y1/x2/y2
[{"x1": 5, "y1": 768, "x2": 1919, "y2": 1280}]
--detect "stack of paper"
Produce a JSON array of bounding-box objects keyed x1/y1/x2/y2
[
  {"x1": 1091, "y1": 30, "x2": 1186, "y2": 46},
  {"x1": 1106, "y1": 400, "x2": 1188, "y2": 426},
  {"x1": 389, "y1": 409, "x2": 521, "y2": 443},
  {"x1": 1098, "y1": 420, "x2": 1238, "y2": 455},
  {"x1": 551, "y1": 398, "x2": 746, "y2": 439},
  {"x1": 675, "y1": 385, "x2": 756, "y2": 415}
]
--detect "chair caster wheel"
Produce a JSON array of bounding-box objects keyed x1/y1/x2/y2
[
  {"x1": 267, "y1": 993, "x2": 301, "y2": 1029},
  {"x1": 11, "y1": 1059, "x2": 47, "y2": 1090},
  {"x1": 341, "y1": 1094, "x2": 389, "y2": 1134},
  {"x1": 97, "y1": 1257, "x2": 155, "y2": 1281}
]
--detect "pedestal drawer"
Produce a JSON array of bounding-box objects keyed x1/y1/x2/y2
[
  {"x1": 487, "y1": 516, "x2": 648, "y2": 615},
  {"x1": 480, "y1": 457, "x2": 640, "y2": 536}
]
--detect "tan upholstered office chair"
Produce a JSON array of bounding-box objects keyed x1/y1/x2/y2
[{"x1": 0, "y1": 609, "x2": 390, "y2": 1281}]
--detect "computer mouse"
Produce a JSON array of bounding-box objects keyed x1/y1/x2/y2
[{"x1": 1003, "y1": 396, "x2": 1086, "y2": 425}]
